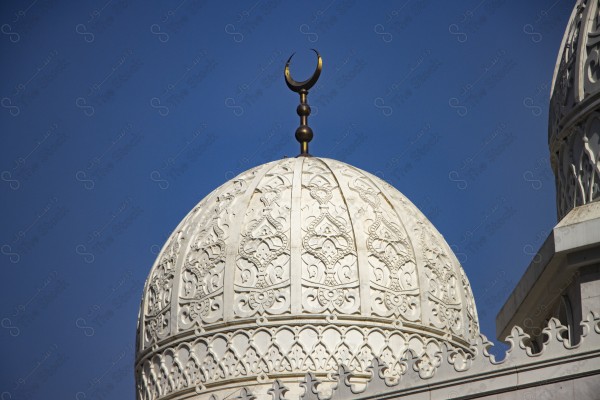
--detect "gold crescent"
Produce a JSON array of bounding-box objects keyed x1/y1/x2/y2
[{"x1": 284, "y1": 49, "x2": 322, "y2": 93}]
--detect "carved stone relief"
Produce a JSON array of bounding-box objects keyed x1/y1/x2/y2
[
  {"x1": 301, "y1": 159, "x2": 360, "y2": 315},
  {"x1": 138, "y1": 158, "x2": 480, "y2": 399},
  {"x1": 137, "y1": 313, "x2": 600, "y2": 400},
  {"x1": 420, "y1": 224, "x2": 462, "y2": 335},
  {"x1": 549, "y1": 1, "x2": 600, "y2": 219},
  {"x1": 342, "y1": 165, "x2": 421, "y2": 321},
  {"x1": 234, "y1": 159, "x2": 294, "y2": 317},
  {"x1": 549, "y1": 1, "x2": 586, "y2": 141},
  {"x1": 136, "y1": 323, "x2": 447, "y2": 400},
  {"x1": 178, "y1": 167, "x2": 259, "y2": 330},
  {"x1": 555, "y1": 112, "x2": 600, "y2": 219},
  {"x1": 584, "y1": 1, "x2": 600, "y2": 96},
  {"x1": 143, "y1": 231, "x2": 182, "y2": 347}
]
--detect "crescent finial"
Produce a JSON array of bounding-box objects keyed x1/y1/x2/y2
[
  {"x1": 285, "y1": 49, "x2": 322, "y2": 157},
  {"x1": 284, "y1": 49, "x2": 322, "y2": 93}
]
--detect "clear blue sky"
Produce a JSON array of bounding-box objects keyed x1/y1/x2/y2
[{"x1": 0, "y1": 1, "x2": 572, "y2": 398}]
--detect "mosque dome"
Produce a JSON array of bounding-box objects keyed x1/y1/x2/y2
[
  {"x1": 549, "y1": 0, "x2": 600, "y2": 219},
  {"x1": 135, "y1": 156, "x2": 480, "y2": 400}
]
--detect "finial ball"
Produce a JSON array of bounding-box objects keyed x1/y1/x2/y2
[
  {"x1": 295, "y1": 126, "x2": 313, "y2": 143},
  {"x1": 297, "y1": 104, "x2": 311, "y2": 117}
]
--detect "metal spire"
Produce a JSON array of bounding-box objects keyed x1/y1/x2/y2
[{"x1": 284, "y1": 49, "x2": 322, "y2": 157}]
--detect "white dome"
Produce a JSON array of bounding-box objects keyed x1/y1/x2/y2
[
  {"x1": 135, "y1": 157, "x2": 479, "y2": 399},
  {"x1": 549, "y1": 0, "x2": 600, "y2": 219}
]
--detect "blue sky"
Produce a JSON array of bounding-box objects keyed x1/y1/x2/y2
[{"x1": 0, "y1": 1, "x2": 572, "y2": 398}]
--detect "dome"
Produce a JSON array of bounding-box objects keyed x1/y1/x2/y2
[
  {"x1": 135, "y1": 157, "x2": 479, "y2": 400},
  {"x1": 549, "y1": 0, "x2": 600, "y2": 219}
]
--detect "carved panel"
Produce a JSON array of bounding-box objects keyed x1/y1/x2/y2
[
  {"x1": 556, "y1": 112, "x2": 600, "y2": 218},
  {"x1": 178, "y1": 168, "x2": 258, "y2": 330},
  {"x1": 549, "y1": 1, "x2": 586, "y2": 142},
  {"x1": 144, "y1": 231, "x2": 182, "y2": 348},
  {"x1": 459, "y1": 267, "x2": 479, "y2": 342},
  {"x1": 420, "y1": 223, "x2": 462, "y2": 335},
  {"x1": 300, "y1": 159, "x2": 360, "y2": 315},
  {"x1": 584, "y1": 1, "x2": 600, "y2": 96},
  {"x1": 342, "y1": 166, "x2": 421, "y2": 321},
  {"x1": 136, "y1": 324, "x2": 445, "y2": 400},
  {"x1": 234, "y1": 159, "x2": 294, "y2": 317}
]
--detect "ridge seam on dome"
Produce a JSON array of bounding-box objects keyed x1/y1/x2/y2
[
  {"x1": 169, "y1": 232, "x2": 188, "y2": 337},
  {"x1": 290, "y1": 156, "x2": 305, "y2": 314}
]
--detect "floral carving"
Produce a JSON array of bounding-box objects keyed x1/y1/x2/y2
[
  {"x1": 138, "y1": 157, "x2": 481, "y2": 399},
  {"x1": 144, "y1": 231, "x2": 182, "y2": 346},
  {"x1": 420, "y1": 224, "x2": 462, "y2": 335},
  {"x1": 178, "y1": 167, "x2": 257, "y2": 330},
  {"x1": 555, "y1": 113, "x2": 600, "y2": 219},
  {"x1": 234, "y1": 160, "x2": 293, "y2": 317},
  {"x1": 301, "y1": 160, "x2": 359, "y2": 314},
  {"x1": 179, "y1": 220, "x2": 226, "y2": 326},
  {"x1": 459, "y1": 267, "x2": 479, "y2": 342},
  {"x1": 347, "y1": 174, "x2": 421, "y2": 321}
]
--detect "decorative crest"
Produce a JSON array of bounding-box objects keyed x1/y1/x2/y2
[{"x1": 284, "y1": 49, "x2": 322, "y2": 156}]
